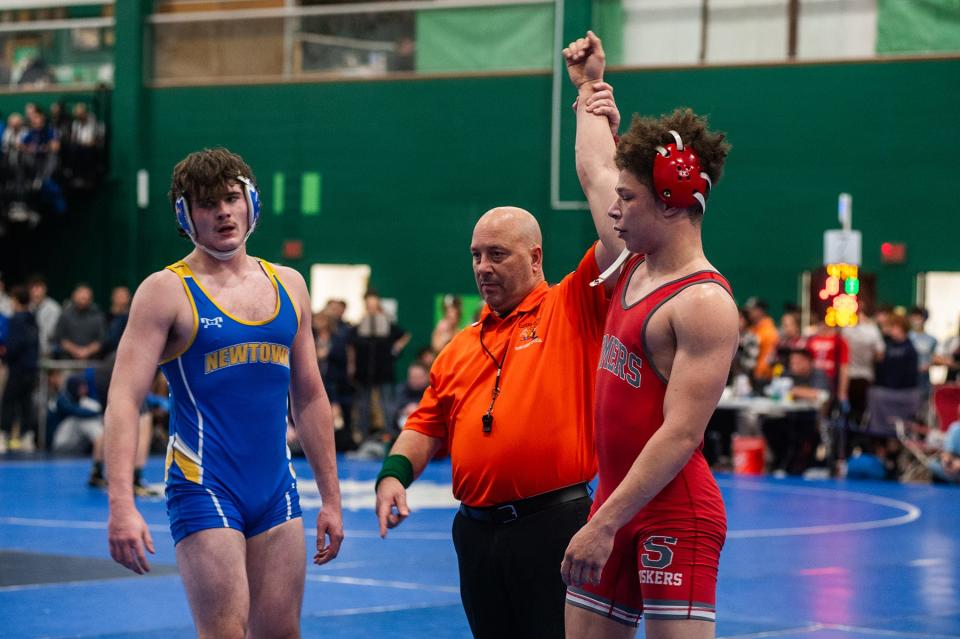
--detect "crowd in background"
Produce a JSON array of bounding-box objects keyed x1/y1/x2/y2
[
  {"x1": 0, "y1": 272, "x2": 163, "y2": 493},
  {"x1": 709, "y1": 297, "x2": 960, "y2": 484},
  {"x1": 307, "y1": 290, "x2": 455, "y2": 459},
  {"x1": 2, "y1": 270, "x2": 958, "y2": 486},
  {"x1": 0, "y1": 100, "x2": 107, "y2": 227},
  {"x1": 0, "y1": 274, "x2": 456, "y2": 481}
]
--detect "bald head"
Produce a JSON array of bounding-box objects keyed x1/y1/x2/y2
[
  {"x1": 474, "y1": 207, "x2": 542, "y2": 249},
  {"x1": 471, "y1": 206, "x2": 545, "y2": 317}
]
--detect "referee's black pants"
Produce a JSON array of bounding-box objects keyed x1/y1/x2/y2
[{"x1": 452, "y1": 496, "x2": 591, "y2": 639}]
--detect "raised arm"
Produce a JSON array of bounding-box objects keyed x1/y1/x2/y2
[
  {"x1": 105, "y1": 271, "x2": 181, "y2": 574},
  {"x1": 562, "y1": 285, "x2": 739, "y2": 586},
  {"x1": 282, "y1": 266, "x2": 344, "y2": 566},
  {"x1": 562, "y1": 31, "x2": 624, "y2": 284}
]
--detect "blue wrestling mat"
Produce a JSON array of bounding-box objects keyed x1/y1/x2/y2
[{"x1": 2, "y1": 455, "x2": 959, "y2": 638}]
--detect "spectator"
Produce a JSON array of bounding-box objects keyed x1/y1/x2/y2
[
  {"x1": 0, "y1": 274, "x2": 11, "y2": 377},
  {"x1": 88, "y1": 352, "x2": 160, "y2": 496},
  {"x1": 28, "y1": 274, "x2": 61, "y2": 357},
  {"x1": 323, "y1": 298, "x2": 346, "y2": 323},
  {"x1": 1, "y1": 113, "x2": 26, "y2": 211},
  {"x1": 875, "y1": 313, "x2": 919, "y2": 390},
  {"x1": 935, "y1": 320, "x2": 960, "y2": 383},
  {"x1": 0, "y1": 286, "x2": 39, "y2": 453},
  {"x1": 1, "y1": 112, "x2": 25, "y2": 155},
  {"x1": 775, "y1": 308, "x2": 805, "y2": 369},
  {"x1": 389, "y1": 36, "x2": 415, "y2": 72},
  {"x1": 908, "y1": 306, "x2": 937, "y2": 398},
  {"x1": 21, "y1": 106, "x2": 65, "y2": 214},
  {"x1": 322, "y1": 299, "x2": 355, "y2": 450},
  {"x1": 929, "y1": 406, "x2": 960, "y2": 484},
  {"x1": 70, "y1": 103, "x2": 101, "y2": 147},
  {"x1": 47, "y1": 373, "x2": 106, "y2": 487},
  {"x1": 415, "y1": 345, "x2": 437, "y2": 371},
  {"x1": 389, "y1": 360, "x2": 430, "y2": 435},
  {"x1": 347, "y1": 360, "x2": 433, "y2": 462},
  {"x1": 735, "y1": 307, "x2": 760, "y2": 385},
  {"x1": 53, "y1": 283, "x2": 105, "y2": 360},
  {"x1": 745, "y1": 297, "x2": 779, "y2": 383},
  {"x1": 313, "y1": 310, "x2": 333, "y2": 377},
  {"x1": 22, "y1": 107, "x2": 60, "y2": 184},
  {"x1": 314, "y1": 309, "x2": 346, "y2": 435},
  {"x1": 843, "y1": 307, "x2": 885, "y2": 424},
  {"x1": 17, "y1": 58, "x2": 55, "y2": 86},
  {"x1": 65, "y1": 102, "x2": 104, "y2": 189},
  {"x1": 431, "y1": 294, "x2": 462, "y2": 353},
  {"x1": 49, "y1": 101, "x2": 71, "y2": 145},
  {"x1": 0, "y1": 272, "x2": 13, "y2": 318},
  {"x1": 349, "y1": 289, "x2": 410, "y2": 441},
  {"x1": 806, "y1": 319, "x2": 850, "y2": 406},
  {"x1": 103, "y1": 285, "x2": 131, "y2": 355},
  {"x1": 761, "y1": 348, "x2": 830, "y2": 476},
  {"x1": 875, "y1": 304, "x2": 894, "y2": 331}
]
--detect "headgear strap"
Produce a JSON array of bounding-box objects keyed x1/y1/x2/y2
[{"x1": 174, "y1": 175, "x2": 261, "y2": 261}]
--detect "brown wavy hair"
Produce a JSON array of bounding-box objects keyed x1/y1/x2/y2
[
  {"x1": 168, "y1": 147, "x2": 256, "y2": 236},
  {"x1": 615, "y1": 108, "x2": 730, "y2": 213}
]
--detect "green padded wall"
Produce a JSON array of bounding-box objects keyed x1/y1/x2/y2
[
  {"x1": 4, "y1": 56, "x2": 958, "y2": 347},
  {"x1": 136, "y1": 58, "x2": 959, "y2": 347}
]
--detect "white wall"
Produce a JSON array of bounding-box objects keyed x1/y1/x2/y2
[
  {"x1": 798, "y1": 0, "x2": 876, "y2": 60},
  {"x1": 620, "y1": 0, "x2": 877, "y2": 66}
]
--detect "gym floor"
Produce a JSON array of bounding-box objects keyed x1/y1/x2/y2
[{"x1": 2, "y1": 455, "x2": 958, "y2": 638}]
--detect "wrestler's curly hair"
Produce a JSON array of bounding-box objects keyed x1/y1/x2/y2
[
  {"x1": 615, "y1": 108, "x2": 730, "y2": 212},
  {"x1": 168, "y1": 147, "x2": 256, "y2": 237}
]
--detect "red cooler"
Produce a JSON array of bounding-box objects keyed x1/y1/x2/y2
[{"x1": 733, "y1": 435, "x2": 765, "y2": 475}]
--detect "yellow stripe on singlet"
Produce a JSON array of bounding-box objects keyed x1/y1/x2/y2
[
  {"x1": 260, "y1": 260, "x2": 301, "y2": 331},
  {"x1": 160, "y1": 261, "x2": 200, "y2": 365}
]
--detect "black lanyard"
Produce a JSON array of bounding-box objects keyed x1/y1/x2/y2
[{"x1": 478, "y1": 319, "x2": 514, "y2": 434}]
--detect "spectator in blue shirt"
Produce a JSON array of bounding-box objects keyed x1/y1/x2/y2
[
  {"x1": 929, "y1": 406, "x2": 960, "y2": 485},
  {"x1": 0, "y1": 286, "x2": 39, "y2": 452},
  {"x1": 908, "y1": 306, "x2": 937, "y2": 398}
]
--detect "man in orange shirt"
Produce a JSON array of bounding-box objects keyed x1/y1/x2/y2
[
  {"x1": 375, "y1": 200, "x2": 622, "y2": 637},
  {"x1": 745, "y1": 297, "x2": 779, "y2": 383}
]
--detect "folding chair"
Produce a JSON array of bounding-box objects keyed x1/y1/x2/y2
[
  {"x1": 851, "y1": 387, "x2": 922, "y2": 480},
  {"x1": 896, "y1": 385, "x2": 960, "y2": 483},
  {"x1": 863, "y1": 386, "x2": 922, "y2": 437}
]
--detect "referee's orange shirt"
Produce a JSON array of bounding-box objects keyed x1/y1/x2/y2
[{"x1": 404, "y1": 245, "x2": 609, "y2": 507}]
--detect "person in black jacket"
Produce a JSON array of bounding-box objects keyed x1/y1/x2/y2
[
  {"x1": 0, "y1": 286, "x2": 39, "y2": 451},
  {"x1": 876, "y1": 313, "x2": 918, "y2": 390}
]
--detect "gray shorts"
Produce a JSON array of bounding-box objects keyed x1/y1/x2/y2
[{"x1": 52, "y1": 417, "x2": 103, "y2": 454}]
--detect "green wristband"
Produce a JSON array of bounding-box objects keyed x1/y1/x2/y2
[{"x1": 376, "y1": 454, "x2": 414, "y2": 490}]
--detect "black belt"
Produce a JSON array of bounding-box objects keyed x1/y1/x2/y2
[{"x1": 458, "y1": 483, "x2": 589, "y2": 525}]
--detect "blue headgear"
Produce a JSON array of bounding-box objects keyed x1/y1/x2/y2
[{"x1": 174, "y1": 175, "x2": 261, "y2": 260}]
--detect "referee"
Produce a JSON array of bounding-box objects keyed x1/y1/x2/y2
[{"x1": 376, "y1": 201, "x2": 622, "y2": 637}]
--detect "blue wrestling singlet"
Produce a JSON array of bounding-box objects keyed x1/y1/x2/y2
[{"x1": 159, "y1": 259, "x2": 302, "y2": 543}]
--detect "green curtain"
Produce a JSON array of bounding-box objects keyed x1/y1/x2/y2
[
  {"x1": 416, "y1": 4, "x2": 555, "y2": 73},
  {"x1": 877, "y1": 0, "x2": 960, "y2": 54}
]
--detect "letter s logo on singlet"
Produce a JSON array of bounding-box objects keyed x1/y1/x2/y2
[{"x1": 640, "y1": 536, "x2": 677, "y2": 569}]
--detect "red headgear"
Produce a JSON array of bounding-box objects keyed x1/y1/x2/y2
[{"x1": 652, "y1": 130, "x2": 712, "y2": 214}]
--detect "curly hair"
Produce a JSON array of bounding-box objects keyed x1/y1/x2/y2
[
  {"x1": 168, "y1": 147, "x2": 256, "y2": 236},
  {"x1": 615, "y1": 108, "x2": 730, "y2": 212}
]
